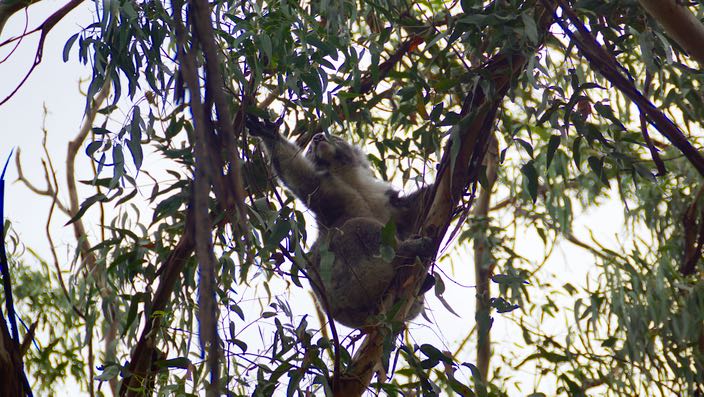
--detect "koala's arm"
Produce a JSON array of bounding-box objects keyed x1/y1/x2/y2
[
  {"x1": 398, "y1": 184, "x2": 433, "y2": 209},
  {"x1": 246, "y1": 115, "x2": 321, "y2": 202},
  {"x1": 391, "y1": 183, "x2": 435, "y2": 237}
]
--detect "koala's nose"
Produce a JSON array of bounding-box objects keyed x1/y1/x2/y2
[{"x1": 312, "y1": 133, "x2": 326, "y2": 143}]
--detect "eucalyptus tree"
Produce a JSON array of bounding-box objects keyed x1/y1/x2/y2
[{"x1": 1, "y1": 0, "x2": 703, "y2": 396}]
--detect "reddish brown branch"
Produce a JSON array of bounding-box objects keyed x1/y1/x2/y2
[
  {"x1": 119, "y1": 207, "x2": 196, "y2": 396},
  {"x1": 543, "y1": 0, "x2": 704, "y2": 176},
  {"x1": 0, "y1": 310, "x2": 32, "y2": 396},
  {"x1": 184, "y1": 1, "x2": 222, "y2": 392},
  {"x1": 639, "y1": 71, "x2": 667, "y2": 176},
  {"x1": 332, "y1": 4, "x2": 558, "y2": 395},
  {"x1": 0, "y1": 0, "x2": 84, "y2": 106},
  {"x1": 358, "y1": 35, "x2": 423, "y2": 95},
  {"x1": 637, "y1": 0, "x2": 704, "y2": 66},
  {"x1": 121, "y1": 0, "x2": 250, "y2": 392},
  {"x1": 681, "y1": 187, "x2": 704, "y2": 276},
  {"x1": 190, "y1": 0, "x2": 248, "y2": 226}
]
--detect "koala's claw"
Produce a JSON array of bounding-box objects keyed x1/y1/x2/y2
[{"x1": 245, "y1": 114, "x2": 281, "y2": 140}]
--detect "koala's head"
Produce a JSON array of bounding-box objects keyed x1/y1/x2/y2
[{"x1": 306, "y1": 133, "x2": 370, "y2": 171}]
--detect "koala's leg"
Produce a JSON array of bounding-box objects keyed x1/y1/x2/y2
[
  {"x1": 391, "y1": 235, "x2": 434, "y2": 322},
  {"x1": 321, "y1": 218, "x2": 431, "y2": 327},
  {"x1": 316, "y1": 218, "x2": 390, "y2": 327},
  {"x1": 390, "y1": 184, "x2": 434, "y2": 239}
]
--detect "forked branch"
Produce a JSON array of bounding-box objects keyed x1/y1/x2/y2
[{"x1": 332, "y1": 3, "x2": 557, "y2": 395}]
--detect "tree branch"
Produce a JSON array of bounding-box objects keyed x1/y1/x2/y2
[
  {"x1": 190, "y1": 0, "x2": 248, "y2": 227},
  {"x1": 119, "y1": 204, "x2": 196, "y2": 396},
  {"x1": 182, "y1": 2, "x2": 221, "y2": 392},
  {"x1": 0, "y1": 0, "x2": 38, "y2": 36},
  {"x1": 332, "y1": 3, "x2": 558, "y2": 395},
  {"x1": 473, "y1": 135, "x2": 498, "y2": 381},
  {"x1": 543, "y1": 0, "x2": 704, "y2": 176},
  {"x1": 0, "y1": 0, "x2": 84, "y2": 106}
]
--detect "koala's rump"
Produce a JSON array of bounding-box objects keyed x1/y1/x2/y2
[{"x1": 307, "y1": 218, "x2": 396, "y2": 328}]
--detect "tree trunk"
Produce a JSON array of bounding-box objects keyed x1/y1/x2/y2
[{"x1": 0, "y1": 310, "x2": 31, "y2": 396}]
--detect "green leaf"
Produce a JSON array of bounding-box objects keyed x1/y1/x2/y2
[
  {"x1": 122, "y1": 293, "x2": 141, "y2": 337},
  {"x1": 65, "y1": 193, "x2": 107, "y2": 225},
  {"x1": 95, "y1": 364, "x2": 120, "y2": 381},
  {"x1": 126, "y1": 139, "x2": 143, "y2": 172},
  {"x1": 601, "y1": 336, "x2": 617, "y2": 348},
  {"x1": 63, "y1": 33, "x2": 80, "y2": 62},
  {"x1": 85, "y1": 140, "x2": 103, "y2": 158},
  {"x1": 429, "y1": 102, "x2": 444, "y2": 122},
  {"x1": 514, "y1": 138, "x2": 534, "y2": 158},
  {"x1": 232, "y1": 338, "x2": 248, "y2": 353},
  {"x1": 490, "y1": 297, "x2": 520, "y2": 313},
  {"x1": 127, "y1": 106, "x2": 143, "y2": 170},
  {"x1": 638, "y1": 31, "x2": 656, "y2": 72},
  {"x1": 259, "y1": 33, "x2": 272, "y2": 64},
  {"x1": 546, "y1": 134, "x2": 560, "y2": 169},
  {"x1": 539, "y1": 347, "x2": 569, "y2": 363},
  {"x1": 491, "y1": 273, "x2": 529, "y2": 286},
  {"x1": 111, "y1": 144, "x2": 125, "y2": 187},
  {"x1": 301, "y1": 71, "x2": 322, "y2": 96},
  {"x1": 587, "y1": 156, "x2": 610, "y2": 187},
  {"x1": 115, "y1": 188, "x2": 138, "y2": 206},
  {"x1": 572, "y1": 136, "x2": 582, "y2": 169},
  {"x1": 380, "y1": 220, "x2": 397, "y2": 247},
  {"x1": 286, "y1": 369, "x2": 303, "y2": 397},
  {"x1": 397, "y1": 86, "x2": 416, "y2": 101},
  {"x1": 229, "y1": 302, "x2": 245, "y2": 321},
  {"x1": 265, "y1": 218, "x2": 291, "y2": 251},
  {"x1": 436, "y1": 293, "x2": 460, "y2": 317},
  {"x1": 433, "y1": 271, "x2": 445, "y2": 295},
  {"x1": 154, "y1": 357, "x2": 191, "y2": 369},
  {"x1": 521, "y1": 161, "x2": 539, "y2": 203},
  {"x1": 419, "y1": 344, "x2": 452, "y2": 364},
  {"x1": 92, "y1": 127, "x2": 111, "y2": 135},
  {"x1": 521, "y1": 12, "x2": 538, "y2": 44},
  {"x1": 152, "y1": 193, "x2": 185, "y2": 222}
]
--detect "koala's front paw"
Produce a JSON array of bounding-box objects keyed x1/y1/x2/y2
[{"x1": 245, "y1": 114, "x2": 282, "y2": 141}]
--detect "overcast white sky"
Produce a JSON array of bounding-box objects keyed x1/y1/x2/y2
[
  {"x1": 0, "y1": 3, "x2": 630, "y2": 395},
  {"x1": 1, "y1": 0, "x2": 95, "y2": 254}
]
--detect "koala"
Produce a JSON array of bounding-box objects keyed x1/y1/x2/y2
[{"x1": 246, "y1": 116, "x2": 433, "y2": 328}]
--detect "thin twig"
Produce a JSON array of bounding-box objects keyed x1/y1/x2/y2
[
  {"x1": 43, "y1": 140, "x2": 84, "y2": 319},
  {"x1": 0, "y1": 0, "x2": 85, "y2": 106},
  {"x1": 639, "y1": 71, "x2": 667, "y2": 176}
]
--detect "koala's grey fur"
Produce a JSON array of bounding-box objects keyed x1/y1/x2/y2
[{"x1": 246, "y1": 117, "x2": 433, "y2": 328}]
